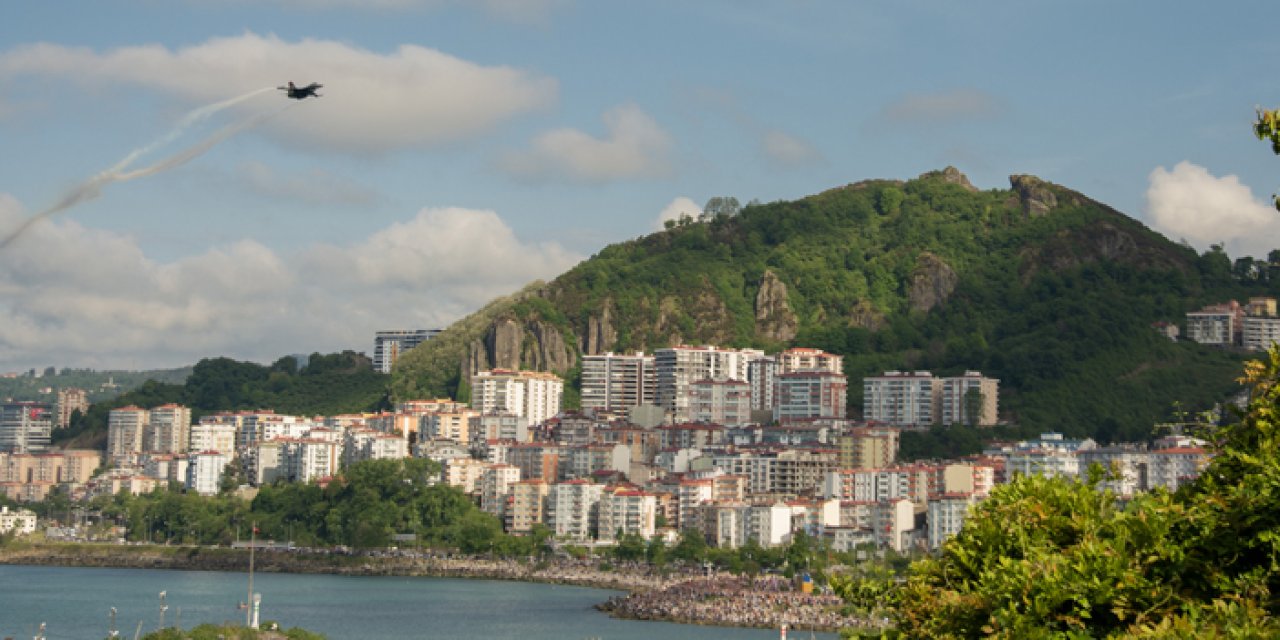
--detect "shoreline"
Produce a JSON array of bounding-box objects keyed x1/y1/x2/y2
[{"x1": 0, "y1": 542, "x2": 859, "y2": 633}]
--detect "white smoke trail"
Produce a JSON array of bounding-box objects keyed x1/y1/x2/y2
[{"x1": 0, "y1": 87, "x2": 284, "y2": 250}]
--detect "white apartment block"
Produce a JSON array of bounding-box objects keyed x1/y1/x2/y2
[
  {"x1": 548, "y1": 479, "x2": 603, "y2": 540},
  {"x1": 927, "y1": 492, "x2": 976, "y2": 550},
  {"x1": 580, "y1": 352, "x2": 656, "y2": 413},
  {"x1": 373, "y1": 329, "x2": 441, "y2": 374},
  {"x1": 712, "y1": 449, "x2": 838, "y2": 496},
  {"x1": 1186, "y1": 303, "x2": 1240, "y2": 346},
  {"x1": 107, "y1": 406, "x2": 148, "y2": 463},
  {"x1": 187, "y1": 450, "x2": 232, "y2": 496},
  {"x1": 863, "y1": 371, "x2": 935, "y2": 427},
  {"x1": 55, "y1": 387, "x2": 89, "y2": 430},
  {"x1": 655, "y1": 346, "x2": 764, "y2": 423},
  {"x1": 774, "y1": 371, "x2": 847, "y2": 423},
  {"x1": 189, "y1": 422, "x2": 237, "y2": 454},
  {"x1": 1076, "y1": 446, "x2": 1148, "y2": 497},
  {"x1": 776, "y1": 347, "x2": 844, "y2": 374},
  {"x1": 689, "y1": 379, "x2": 752, "y2": 426},
  {"x1": 0, "y1": 506, "x2": 37, "y2": 535},
  {"x1": 597, "y1": 487, "x2": 657, "y2": 540},
  {"x1": 0, "y1": 402, "x2": 51, "y2": 455},
  {"x1": 747, "y1": 355, "x2": 779, "y2": 411},
  {"x1": 342, "y1": 429, "x2": 408, "y2": 466},
  {"x1": 145, "y1": 404, "x2": 192, "y2": 453},
  {"x1": 442, "y1": 457, "x2": 488, "y2": 495},
  {"x1": 472, "y1": 370, "x2": 564, "y2": 428},
  {"x1": 283, "y1": 439, "x2": 341, "y2": 483},
  {"x1": 246, "y1": 441, "x2": 284, "y2": 485},
  {"x1": 481, "y1": 464, "x2": 521, "y2": 518},
  {"x1": 1148, "y1": 445, "x2": 1211, "y2": 491},
  {"x1": 1244, "y1": 315, "x2": 1280, "y2": 352}
]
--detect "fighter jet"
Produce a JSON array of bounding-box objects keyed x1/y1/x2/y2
[{"x1": 278, "y1": 82, "x2": 323, "y2": 100}]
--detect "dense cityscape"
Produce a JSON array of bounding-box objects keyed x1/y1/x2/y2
[{"x1": 12, "y1": 292, "x2": 1279, "y2": 553}]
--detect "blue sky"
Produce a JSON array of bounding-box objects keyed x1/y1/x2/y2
[{"x1": 2, "y1": 1, "x2": 1279, "y2": 372}]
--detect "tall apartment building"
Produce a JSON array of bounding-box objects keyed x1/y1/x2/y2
[
  {"x1": 597, "y1": 486, "x2": 657, "y2": 540},
  {"x1": 655, "y1": 345, "x2": 764, "y2": 423},
  {"x1": 690, "y1": 379, "x2": 752, "y2": 426},
  {"x1": 1186, "y1": 301, "x2": 1242, "y2": 346},
  {"x1": 420, "y1": 409, "x2": 481, "y2": 445},
  {"x1": 863, "y1": 371, "x2": 936, "y2": 427},
  {"x1": 508, "y1": 479, "x2": 550, "y2": 533},
  {"x1": 472, "y1": 370, "x2": 563, "y2": 428},
  {"x1": 836, "y1": 427, "x2": 899, "y2": 470},
  {"x1": 776, "y1": 347, "x2": 844, "y2": 374},
  {"x1": 373, "y1": 329, "x2": 441, "y2": 374},
  {"x1": 107, "y1": 406, "x2": 149, "y2": 463},
  {"x1": 145, "y1": 404, "x2": 192, "y2": 453},
  {"x1": 580, "y1": 352, "x2": 656, "y2": 413},
  {"x1": 936, "y1": 372, "x2": 999, "y2": 426},
  {"x1": 0, "y1": 402, "x2": 52, "y2": 454},
  {"x1": 548, "y1": 479, "x2": 603, "y2": 540},
  {"x1": 747, "y1": 355, "x2": 779, "y2": 411},
  {"x1": 54, "y1": 388, "x2": 89, "y2": 429},
  {"x1": 774, "y1": 371, "x2": 847, "y2": 423},
  {"x1": 864, "y1": 370, "x2": 999, "y2": 427},
  {"x1": 1242, "y1": 298, "x2": 1280, "y2": 352}
]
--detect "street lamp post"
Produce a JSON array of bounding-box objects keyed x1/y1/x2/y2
[{"x1": 158, "y1": 591, "x2": 167, "y2": 630}]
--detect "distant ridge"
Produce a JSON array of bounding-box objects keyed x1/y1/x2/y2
[{"x1": 391, "y1": 167, "x2": 1253, "y2": 442}]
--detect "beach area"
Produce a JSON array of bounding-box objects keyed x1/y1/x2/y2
[{"x1": 0, "y1": 542, "x2": 864, "y2": 633}]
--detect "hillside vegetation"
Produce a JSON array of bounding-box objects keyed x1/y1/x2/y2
[
  {"x1": 52, "y1": 352, "x2": 388, "y2": 449},
  {"x1": 393, "y1": 168, "x2": 1273, "y2": 443}
]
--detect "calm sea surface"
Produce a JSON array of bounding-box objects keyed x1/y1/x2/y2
[{"x1": 0, "y1": 564, "x2": 838, "y2": 640}]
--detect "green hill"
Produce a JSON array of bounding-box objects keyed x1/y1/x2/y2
[
  {"x1": 392, "y1": 168, "x2": 1268, "y2": 442},
  {"x1": 53, "y1": 351, "x2": 388, "y2": 449}
]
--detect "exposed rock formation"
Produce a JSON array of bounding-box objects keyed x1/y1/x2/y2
[
  {"x1": 847, "y1": 299, "x2": 886, "y2": 331},
  {"x1": 463, "y1": 317, "x2": 575, "y2": 380},
  {"x1": 1010, "y1": 174, "x2": 1058, "y2": 217},
  {"x1": 921, "y1": 166, "x2": 978, "y2": 192},
  {"x1": 754, "y1": 270, "x2": 798, "y2": 341},
  {"x1": 582, "y1": 303, "x2": 618, "y2": 356},
  {"x1": 908, "y1": 252, "x2": 958, "y2": 312}
]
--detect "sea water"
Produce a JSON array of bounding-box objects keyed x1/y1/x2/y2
[{"x1": 0, "y1": 564, "x2": 839, "y2": 639}]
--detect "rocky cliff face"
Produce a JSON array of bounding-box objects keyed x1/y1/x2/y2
[
  {"x1": 463, "y1": 317, "x2": 575, "y2": 380},
  {"x1": 754, "y1": 270, "x2": 798, "y2": 341},
  {"x1": 908, "y1": 252, "x2": 958, "y2": 313},
  {"x1": 582, "y1": 302, "x2": 618, "y2": 356}
]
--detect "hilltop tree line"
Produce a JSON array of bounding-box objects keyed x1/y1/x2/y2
[{"x1": 53, "y1": 352, "x2": 388, "y2": 449}]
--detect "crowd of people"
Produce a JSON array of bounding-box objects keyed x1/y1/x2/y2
[{"x1": 598, "y1": 575, "x2": 866, "y2": 632}]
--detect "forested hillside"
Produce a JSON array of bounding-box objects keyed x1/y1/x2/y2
[{"x1": 393, "y1": 168, "x2": 1274, "y2": 443}]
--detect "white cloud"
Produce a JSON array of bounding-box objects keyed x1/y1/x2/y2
[
  {"x1": 499, "y1": 104, "x2": 673, "y2": 183},
  {"x1": 762, "y1": 130, "x2": 822, "y2": 167},
  {"x1": 876, "y1": 88, "x2": 1001, "y2": 126},
  {"x1": 1145, "y1": 161, "x2": 1280, "y2": 258},
  {"x1": 0, "y1": 33, "x2": 558, "y2": 154},
  {"x1": 655, "y1": 196, "x2": 700, "y2": 230},
  {"x1": 0, "y1": 196, "x2": 580, "y2": 371}
]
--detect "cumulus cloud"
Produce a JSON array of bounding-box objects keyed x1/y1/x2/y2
[
  {"x1": 875, "y1": 88, "x2": 1002, "y2": 126},
  {"x1": 498, "y1": 104, "x2": 673, "y2": 183},
  {"x1": 655, "y1": 196, "x2": 701, "y2": 230},
  {"x1": 1145, "y1": 161, "x2": 1280, "y2": 258},
  {"x1": 762, "y1": 130, "x2": 822, "y2": 167},
  {"x1": 0, "y1": 33, "x2": 557, "y2": 153},
  {"x1": 0, "y1": 196, "x2": 580, "y2": 371}
]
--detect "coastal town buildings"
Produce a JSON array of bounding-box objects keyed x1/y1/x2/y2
[{"x1": 373, "y1": 329, "x2": 441, "y2": 374}]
